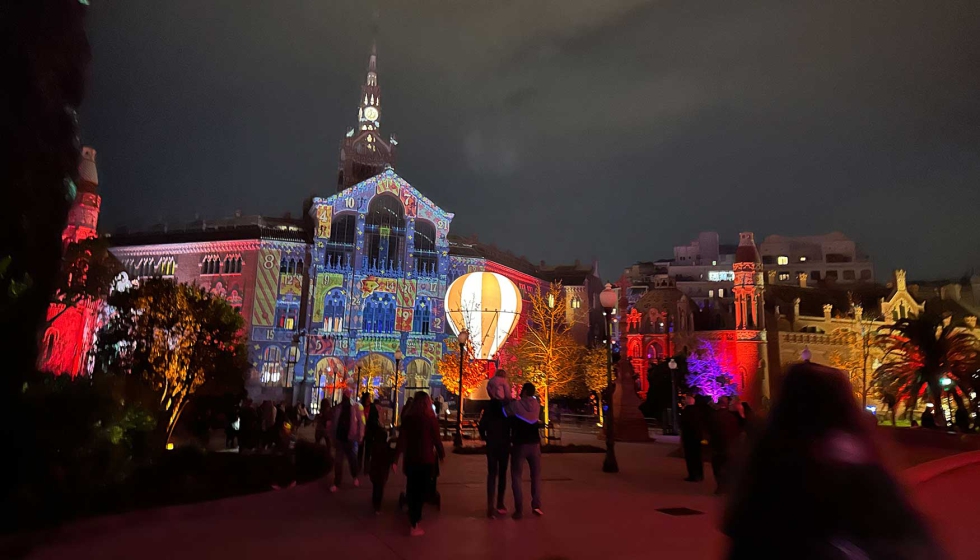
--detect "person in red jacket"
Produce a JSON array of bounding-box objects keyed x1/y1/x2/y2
[{"x1": 395, "y1": 391, "x2": 445, "y2": 536}]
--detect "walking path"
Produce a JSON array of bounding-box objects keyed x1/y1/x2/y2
[
  {"x1": 22, "y1": 435, "x2": 728, "y2": 560},
  {"x1": 15, "y1": 431, "x2": 977, "y2": 560}
]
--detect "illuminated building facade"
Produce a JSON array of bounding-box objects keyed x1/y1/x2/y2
[
  {"x1": 337, "y1": 43, "x2": 397, "y2": 192},
  {"x1": 38, "y1": 147, "x2": 103, "y2": 377},
  {"x1": 619, "y1": 232, "x2": 770, "y2": 407},
  {"x1": 86, "y1": 45, "x2": 602, "y2": 408}
]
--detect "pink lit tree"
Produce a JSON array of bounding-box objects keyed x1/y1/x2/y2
[{"x1": 685, "y1": 340, "x2": 738, "y2": 402}]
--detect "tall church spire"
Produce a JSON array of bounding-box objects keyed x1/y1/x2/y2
[
  {"x1": 337, "y1": 40, "x2": 397, "y2": 192},
  {"x1": 358, "y1": 42, "x2": 381, "y2": 131}
]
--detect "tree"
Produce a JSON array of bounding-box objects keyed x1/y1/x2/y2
[
  {"x1": 44, "y1": 237, "x2": 122, "y2": 328},
  {"x1": 1, "y1": 0, "x2": 91, "y2": 511},
  {"x1": 872, "y1": 315, "x2": 980, "y2": 428},
  {"x1": 437, "y1": 345, "x2": 484, "y2": 401},
  {"x1": 513, "y1": 282, "x2": 580, "y2": 425},
  {"x1": 95, "y1": 279, "x2": 247, "y2": 443},
  {"x1": 828, "y1": 310, "x2": 882, "y2": 407},
  {"x1": 581, "y1": 346, "x2": 608, "y2": 397},
  {"x1": 685, "y1": 340, "x2": 738, "y2": 402}
]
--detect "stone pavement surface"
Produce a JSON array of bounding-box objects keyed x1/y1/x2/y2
[
  {"x1": 24, "y1": 434, "x2": 729, "y2": 560},
  {"x1": 907, "y1": 454, "x2": 980, "y2": 560}
]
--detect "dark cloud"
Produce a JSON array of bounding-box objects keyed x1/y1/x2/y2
[{"x1": 83, "y1": 0, "x2": 980, "y2": 280}]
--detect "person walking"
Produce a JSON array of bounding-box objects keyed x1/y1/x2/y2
[
  {"x1": 679, "y1": 394, "x2": 705, "y2": 482},
  {"x1": 395, "y1": 392, "x2": 445, "y2": 536},
  {"x1": 315, "y1": 399, "x2": 331, "y2": 446},
  {"x1": 709, "y1": 396, "x2": 742, "y2": 494},
  {"x1": 479, "y1": 394, "x2": 512, "y2": 517},
  {"x1": 362, "y1": 398, "x2": 385, "y2": 473},
  {"x1": 506, "y1": 382, "x2": 543, "y2": 519},
  {"x1": 724, "y1": 362, "x2": 942, "y2": 559},
  {"x1": 330, "y1": 389, "x2": 364, "y2": 492}
]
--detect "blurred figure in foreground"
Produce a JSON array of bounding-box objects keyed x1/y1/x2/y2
[
  {"x1": 724, "y1": 363, "x2": 942, "y2": 559},
  {"x1": 709, "y1": 395, "x2": 742, "y2": 493}
]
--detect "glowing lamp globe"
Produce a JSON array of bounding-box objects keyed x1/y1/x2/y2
[{"x1": 444, "y1": 272, "x2": 523, "y2": 360}]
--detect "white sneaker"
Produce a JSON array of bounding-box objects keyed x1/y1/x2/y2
[
  {"x1": 329, "y1": 485, "x2": 338, "y2": 493},
  {"x1": 353, "y1": 478, "x2": 360, "y2": 488}
]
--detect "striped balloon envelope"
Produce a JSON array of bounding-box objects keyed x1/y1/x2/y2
[{"x1": 444, "y1": 272, "x2": 523, "y2": 360}]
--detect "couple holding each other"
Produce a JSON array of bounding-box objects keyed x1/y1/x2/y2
[{"x1": 480, "y1": 369, "x2": 543, "y2": 520}]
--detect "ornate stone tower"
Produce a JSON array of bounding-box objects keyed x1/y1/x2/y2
[
  {"x1": 337, "y1": 43, "x2": 397, "y2": 192},
  {"x1": 733, "y1": 232, "x2": 769, "y2": 407},
  {"x1": 734, "y1": 232, "x2": 764, "y2": 330},
  {"x1": 38, "y1": 147, "x2": 104, "y2": 377},
  {"x1": 63, "y1": 146, "x2": 101, "y2": 247}
]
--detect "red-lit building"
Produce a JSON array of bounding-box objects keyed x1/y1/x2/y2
[
  {"x1": 619, "y1": 232, "x2": 771, "y2": 407},
  {"x1": 38, "y1": 147, "x2": 103, "y2": 377}
]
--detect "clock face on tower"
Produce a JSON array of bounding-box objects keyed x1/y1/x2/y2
[{"x1": 364, "y1": 106, "x2": 379, "y2": 121}]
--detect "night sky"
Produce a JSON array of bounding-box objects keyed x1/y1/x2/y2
[{"x1": 82, "y1": 1, "x2": 980, "y2": 281}]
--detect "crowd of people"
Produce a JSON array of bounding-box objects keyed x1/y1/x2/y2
[
  {"x1": 309, "y1": 368, "x2": 546, "y2": 537},
  {"x1": 678, "y1": 393, "x2": 755, "y2": 493},
  {"x1": 222, "y1": 398, "x2": 314, "y2": 452},
  {"x1": 222, "y1": 360, "x2": 948, "y2": 554}
]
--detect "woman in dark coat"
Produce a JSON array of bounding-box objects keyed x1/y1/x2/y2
[
  {"x1": 394, "y1": 391, "x2": 445, "y2": 537},
  {"x1": 724, "y1": 363, "x2": 942, "y2": 559}
]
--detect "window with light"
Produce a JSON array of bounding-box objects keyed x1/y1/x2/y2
[
  {"x1": 261, "y1": 346, "x2": 283, "y2": 385},
  {"x1": 777, "y1": 256, "x2": 789, "y2": 265}
]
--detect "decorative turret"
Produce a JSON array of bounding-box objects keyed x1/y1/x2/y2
[
  {"x1": 733, "y1": 232, "x2": 765, "y2": 330},
  {"x1": 63, "y1": 146, "x2": 101, "y2": 247},
  {"x1": 337, "y1": 43, "x2": 398, "y2": 192}
]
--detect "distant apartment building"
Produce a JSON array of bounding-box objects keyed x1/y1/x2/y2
[{"x1": 758, "y1": 232, "x2": 874, "y2": 285}]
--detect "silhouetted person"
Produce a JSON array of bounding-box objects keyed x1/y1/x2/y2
[
  {"x1": 709, "y1": 396, "x2": 742, "y2": 493},
  {"x1": 362, "y1": 398, "x2": 385, "y2": 473},
  {"x1": 679, "y1": 394, "x2": 704, "y2": 482},
  {"x1": 395, "y1": 392, "x2": 445, "y2": 536},
  {"x1": 920, "y1": 407, "x2": 936, "y2": 429},
  {"x1": 330, "y1": 389, "x2": 364, "y2": 492},
  {"x1": 506, "y1": 382, "x2": 543, "y2": 519},
  {"x1": 955, "y1": 407, "x2": 971, "y2": 432},
  {"x1": 724, "y1": 362, "x2": 942, "y2": 559},
  {"x1": 479, "y1": 396, "x2": 512, "y2": 517}
]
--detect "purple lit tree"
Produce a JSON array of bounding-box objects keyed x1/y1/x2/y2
[{"x1": 685, "y1": 340, "x2": 738, "y2": 402}]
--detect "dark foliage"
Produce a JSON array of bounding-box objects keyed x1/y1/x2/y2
[{"x1": 0, "y1": 0, "x2": 91, "y2": 513}]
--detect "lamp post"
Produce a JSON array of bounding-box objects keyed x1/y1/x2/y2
[
  {"x1": 393, "y1": 348, "x2": 404, "y2": 427},
  {"x1": 667, "y1": 358, "x2": 679, "y2": 435},
  {"x1": 599, "y1": 284, "x2": 619, "y2": 473},
  {"x1": 453, "y1": 329, "x2": 469, "y2": 449}
]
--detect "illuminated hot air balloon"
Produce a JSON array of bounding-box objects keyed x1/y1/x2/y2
[{"x1": 444, "y1": 272, "x2": 523, "y2": 360}]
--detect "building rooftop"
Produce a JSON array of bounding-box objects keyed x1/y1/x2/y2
[{"x1": 106, "y1": 215, "x2": 309, "y2": 246}]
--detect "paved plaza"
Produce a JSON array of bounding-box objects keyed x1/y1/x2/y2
[
  {"x1": 12, "y1": 432, "x2": 978, "y2": 560},
  {"x1": 22, "y1": 435, "x2": 728, "y2": 560}
]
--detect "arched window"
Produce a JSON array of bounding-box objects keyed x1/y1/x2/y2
[
  {"x1": 277, "y1": 307, "x2": 298, "y2": 330},
  {"x1": 324, "y1": 288, "x2": 346, "y2": 332},
  {"x1": 261, "y1": 346, "x2": 283, "y2": 385},
  {"x1": 223, "y1": 255, "x2": 242, "y2": 274},
  {"x1": 365, "y1": 195, "x2": 406, "y2": 271},
  {"x1": 42, "y1": 331, "x2": 57, "y2": 362},
  {"x1": 363, "y1": 292, "x2": 396, "y2": 334},
  {"x1": 326, "y1": 214, "x2": 356, "y2": 268},
  {"x1": 414, "y1": 220, "x2": 438, "y2": 275},
  {"x1": 413, "y1": 297, "x2": 431, "y2": 334}
]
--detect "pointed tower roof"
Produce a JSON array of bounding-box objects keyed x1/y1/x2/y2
[
  {"x1": 735, "y1": 232, "x2": 761, "y2": 264},
  {"x1": 77, "y1": 146, "x2": 98, "y2": 193}
]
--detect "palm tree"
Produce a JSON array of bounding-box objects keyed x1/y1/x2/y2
[{"x1": 873, "y1": 314, "x2": 980, "y2": 427}]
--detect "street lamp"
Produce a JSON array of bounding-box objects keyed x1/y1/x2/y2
[
  {"x1": 393, "y1": 348, "x2": 404, "y2": 428},
  {"x1": 453, "y1": 330, "x2": 469, "y2": 449},
  {"x1": 667, "y1": 358, "x2": 679, "y2": 435},
  {"x1": 598, "y1": 283, "x2": 619, "y2": 473}
]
